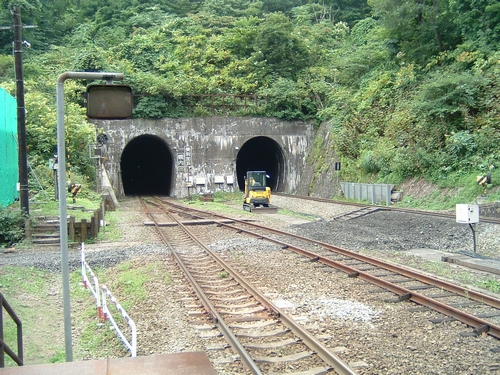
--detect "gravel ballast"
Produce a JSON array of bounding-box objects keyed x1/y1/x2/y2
[{"x1": 2, "y1": 195, "x2": 500, "y2": 374}]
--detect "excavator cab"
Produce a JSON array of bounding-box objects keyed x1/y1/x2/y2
[{"x1": 243, "y1": 171, "x2": 277, "y2": 213}]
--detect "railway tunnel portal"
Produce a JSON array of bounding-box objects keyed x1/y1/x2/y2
[
  {"x1": 235, "y1": 136, "x2": 284, "y2": 192},
  {"x1": 120, "y1": 134, "x2": 174, "y2": 196},
  {"x1": 93, "y1": 117, "x2": 314, "y2": 199}
]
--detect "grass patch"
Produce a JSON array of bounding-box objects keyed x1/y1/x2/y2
[
  {"x1": 277, "y1": 208, "x2": 316, "y2": 221},
  {"x1": 71, "y1": 259, "x2": 171, "y2": 360},
  {"x1": 114, "y1": 262, "x2": 149, "y2": 308},
  {"x1": 218, "y1": 271, "x2": 229, "y2": 279},
  {"x1": 30, "y1": 197, "x2": 102, "y2": 221},
  {"x1": 0, "y1": 266, "x2": 64, "y2": 366},
  {"x1": 0, "y1": 266, "x2": 48, "y2": 295},
  {"x1": 49, "y1": 350, "x2": 66, "y2": 364},
  {"x1": 14, "y1": 197, "x2": 108, "y2": 249},
  {"x1": 0, "y1": 257, "x2": 173, "y2": 366},
  {"x1": 69, "y1": 269, "x2": 127, "y2": 359},
  {"x1": 478, "y1": 278, "x2": 500, "y2": 293},
  {"x1": 396, "y1": 172, "x2": 500, "y2": 210},
  {"x1": 16, "y1": 195, "x2": 128, "y2": 248},
  {"x1": 182, "y1": 192, "x2": 244, "y2": 215},
  {"x1": 95, "y1": 209, "x2": 122, "y2": 242},
  {"x1": 213, "y1": 191, "x2": 242, "y2": 204}
]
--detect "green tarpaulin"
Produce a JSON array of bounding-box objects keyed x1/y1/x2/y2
[{"x1": 0, "y1": 88, "x2": 18, "y2": 208}]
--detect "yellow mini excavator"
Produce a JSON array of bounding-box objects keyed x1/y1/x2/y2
[{"x1": 243, "y1": 171, "x2": 278, "y2": 213}]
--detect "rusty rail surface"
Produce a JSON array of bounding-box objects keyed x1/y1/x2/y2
[
  {"x1": 142, "y1": 197, "x2": 357, "y2": 375},
  {"x1": 158, "y1": 198, "x2": 500, "y2": 340}
]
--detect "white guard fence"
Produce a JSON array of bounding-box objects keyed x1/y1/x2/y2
[
  {"x1": 101, "y1": 285, "x2": 137, "y2": 357},
  {"x1": 81, "y1": 244, "x2": 137, "y2": 357},
  {"x1": 81, "y1": 245, "x2": 103, "y2": 319}
]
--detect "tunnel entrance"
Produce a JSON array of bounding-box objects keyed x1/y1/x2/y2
[
  {"x1": 120, "y1": 135, "x2": 174, "y2": 196},
  {"x1": 236, "y1": 136, "x2": 285, "y2": 192}
]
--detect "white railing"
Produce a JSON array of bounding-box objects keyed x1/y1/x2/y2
[
  {"x1": 81, "y1": 243, "x2": 103, "y2": 319},
  {"x1": 80, "y1": 244, "x2": 137, "y2": 357},
  {"x1": 101, "y1": 285, "x2": 137, "y2": 357}
]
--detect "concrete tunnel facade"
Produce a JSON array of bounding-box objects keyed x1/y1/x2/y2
[
  {"x1": 119, "y1": 134, "x2": 285, "y2": 196},
  {"x1": 92, "y1": 117, "x2": 314, "y2": 199}
]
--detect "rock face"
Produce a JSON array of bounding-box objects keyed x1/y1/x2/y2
[{"x1": 296, "y1": 121, "x2": 342, "y2": 199}]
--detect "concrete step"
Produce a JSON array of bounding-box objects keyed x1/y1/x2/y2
[
  {"x1": 31, "y1": 233, "x2": 59, "y2": 238},
  {"x1": 32, "y1": 237, "x2": 60, "y2": 245},
  {"x1": 30, "y1": 216, "x2": 62, "y2": 244},
  {"x1": 32, "y1": 223, "x2": 60, "y2": 231}
]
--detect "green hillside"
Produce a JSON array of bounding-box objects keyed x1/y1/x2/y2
[{"x1": 0, "y1": 0, "x2": 499, "y2": 205}]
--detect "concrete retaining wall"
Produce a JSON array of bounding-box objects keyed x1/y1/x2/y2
[{"x1": 92, "y1": 116, "x2": 314, "y2": 198}]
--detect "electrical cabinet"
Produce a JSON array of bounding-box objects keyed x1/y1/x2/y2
[{"x1": 456, "y1": 204, "x2": 479, "y2": 224}]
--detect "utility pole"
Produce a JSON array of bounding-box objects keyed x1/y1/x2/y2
[{"x1": 12, "y1": 6, "x2": 29, "y2": 215}]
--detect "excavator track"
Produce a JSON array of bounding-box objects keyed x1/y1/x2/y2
[{"x1": 243, "y1": 204, "x2": 278, "y2": 214}]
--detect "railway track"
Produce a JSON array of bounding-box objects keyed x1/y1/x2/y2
[
  {"x1": 274, "y1": 192, "x2": 500, "y2": 225},
  {"x1": 140, "y1": 197, "x2": 357, "y2": 375},
  {"x1": 154, "y1": 197, "x2": 500, "y2": 342}
]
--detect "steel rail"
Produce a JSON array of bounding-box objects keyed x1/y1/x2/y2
[
  {"x1": 216, "y1": 220, "x2": 500, "y2": 338},
  {"x1": 274, "y1": 193, "x2": 500, "y2": 225},
  {"x1": 244, "y1": 222, "x2": 500, "y2": 308},
  {"x1": 148, "y1": 198, "x2": 357, "y2": 375},
  {"x1": 159, "y1": 199, "x2": 500, "y2": 339},
  {"x1": 139, "y1": 199, "x2": 216, "y2": 320},
  {"x1": 140, "y1": 198, "x2": 263, "y2": 375}
]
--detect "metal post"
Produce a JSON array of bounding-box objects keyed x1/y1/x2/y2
[
  {"x1": 469, "y1": 223, "x2": 478, "y2": 253},
  {"x1": 0, "y1": 294, "x2": 4, "y2": 367},
  {"x1": 473, "y1": 223, "x2": 478, "y2": 253},
  {"x1": 57, "y1": 72, "x2": 123, "y2": 362},
  {"x1": 12, "y1": 6, "x2": 29, "y2": 216}
]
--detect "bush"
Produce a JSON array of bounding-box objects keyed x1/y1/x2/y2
[
  {"x1": 133, "y1": 95, "x2": 170, "y2": 118},
  {"x1": 0, "y1": 208, "x2": 25, "y2": 248},
  {"x1": 359, "y1": 150, "x2": 381, "y2": 174}
]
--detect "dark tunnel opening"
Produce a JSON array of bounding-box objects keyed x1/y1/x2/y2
[
  {"x1": 236, "y1": 136, "x2": 285, "y2": 192},
  {"x1": 120, "y1": 135, "x2": 174, "y2": 196}
]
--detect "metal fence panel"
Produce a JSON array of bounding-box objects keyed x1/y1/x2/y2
[
  {"x1": 340, "y1": 182, "x2": 394, "y2": 205},
  {"x1": 0, "y1": 88, "x2": 18, "y2": 208}
]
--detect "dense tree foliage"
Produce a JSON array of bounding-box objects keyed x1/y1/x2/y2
[{"x1": 0, "y1": 0, "x2": 498, "y2": 191}]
